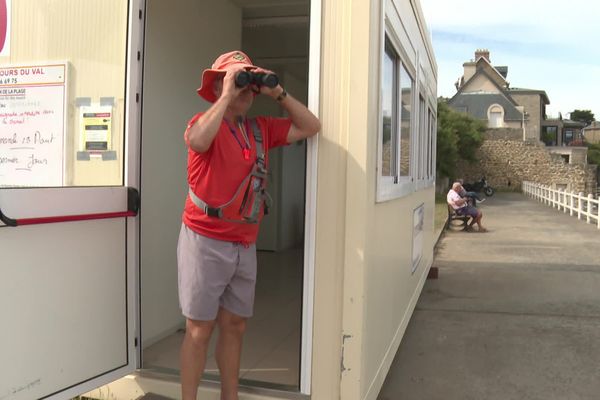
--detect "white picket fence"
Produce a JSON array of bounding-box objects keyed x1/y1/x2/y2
[{"x1": 522, "y1": 181, "x2": 600, "y2": 229}]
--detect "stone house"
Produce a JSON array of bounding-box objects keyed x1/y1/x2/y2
[
  {"x1": 583, "y1": 121, "x2": 600, "y2": 144},
  {"x1": 448, "y1": 49, "x2": 549, "y2": 141},
  {"x1": 541, "y1": 117, "x2": 586, "y2": 146},
  {"x1": 449, "y1": 49, "x2": 597, "y2": 194}
]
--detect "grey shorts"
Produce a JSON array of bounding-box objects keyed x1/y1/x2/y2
[
  {"x1": 457, "y1": 205, "x2": 479, "y2": 218},
  {"x1": 177, "y1": 224, "x2": 257, "y2": 321}
]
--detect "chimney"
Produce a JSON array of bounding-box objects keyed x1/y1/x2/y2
[{"x1": 475, "y1": 48, "x2": 490, "y2": 62}]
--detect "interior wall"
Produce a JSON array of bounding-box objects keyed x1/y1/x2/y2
[
  {"x1": 279, "y1": 71, "x2": 307, "y2": 250},
  {"x1": 141, "y1": 0, "x2": 241, "y2": 347},
  {"x1": 255, "y1": 68, "x2": 308, "y2": 251},
  {"x1": 245, "y1": 21, "x2": 309, "y2": 251}
]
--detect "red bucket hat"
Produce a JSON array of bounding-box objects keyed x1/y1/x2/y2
[{"x1": 197, "y1": 50, "x2": 256, "y2": 103}]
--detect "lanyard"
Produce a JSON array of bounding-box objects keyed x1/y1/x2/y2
[{"x1": 225, "y1": 118, "x2": 251, "y2": 160}]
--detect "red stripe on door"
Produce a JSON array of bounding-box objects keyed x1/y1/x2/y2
[{"x1": 16, "y1": 211, "x2": 137, "y2": 226}]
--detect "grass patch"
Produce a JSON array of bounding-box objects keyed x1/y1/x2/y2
[{"x1": 434, "y1": 194, "x2": 448, "y2": 233}]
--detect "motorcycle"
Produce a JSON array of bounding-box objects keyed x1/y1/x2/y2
[{"x1": 463, "y1": 176, "x2": 495, "y2": 197}]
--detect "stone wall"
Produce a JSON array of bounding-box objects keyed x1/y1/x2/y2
[
  {"x1": 484, "y1": 128, "x2": 523, "y2": 141},
  {"x1": 586, "y1": 165, "x2": 599, "y2": 195},
  {"x1": 456, "y1": 129, "x2": 598, "y2": 195},
  {"x1": 545, "y1": 147, "x2": 589, "y2": 165}
]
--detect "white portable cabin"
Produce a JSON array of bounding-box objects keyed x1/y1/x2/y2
[{"x1": 0, "y1": 0, "x2": 437, "y2": 399}]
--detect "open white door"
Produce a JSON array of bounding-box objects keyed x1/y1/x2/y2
[{"x1": 0, "y1": 1, "x2": 144, "y2": 399}]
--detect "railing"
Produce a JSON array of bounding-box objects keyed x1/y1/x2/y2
[{"x1": 522, "y1": 181, "x2": 600, "y2": 229}]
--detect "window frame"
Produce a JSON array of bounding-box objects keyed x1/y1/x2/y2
[
  {"x1": 379, "y1": 37, "x2": 400, "y2": 184},
  {"x1": 376, "y1": 26, "x2": 416, "y2": 202}
]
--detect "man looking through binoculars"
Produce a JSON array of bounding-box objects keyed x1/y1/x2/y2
[{"x1": 177, "y1": 50, "x2": 320, "y2": 400}]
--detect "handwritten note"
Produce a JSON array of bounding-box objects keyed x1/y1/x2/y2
[{"x1": 0, "y1": 64, "x2": 66, "y2": 187}]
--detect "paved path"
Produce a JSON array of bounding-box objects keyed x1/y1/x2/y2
[{"x1": 378, "y1": 192, "x2": 600, "y2": 400}]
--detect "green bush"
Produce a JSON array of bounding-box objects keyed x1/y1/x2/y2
[
  {"x1": 587, "y1": 142, "x2": 600, "y2": 165},
  {"x1": 436, "y1": 99, "x2": 485, "y2": 178}
]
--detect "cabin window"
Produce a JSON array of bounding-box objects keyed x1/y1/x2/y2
[
  {"x1": 417, "y1": 94, "x2": 426, "y2": 180},
  {"x1": 381, "y1": 38, "x2": 398, "y2": 178},
  {"x1": 377, "y1": 33, "x2": 416, "y2": 201},
  {"x1": 428, "y1": 107, "x2": 436, "y2": 179},
  {"x1": 399, "y1": 63, "x2": 413, "y2": 176}
]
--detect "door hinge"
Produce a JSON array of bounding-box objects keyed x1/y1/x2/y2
[
  {"x1": 341, "y1": 333, "x2": 352, "y2": 373},
  {"x1": 134, "y1": 337, "x2": 139, "y2": 347},
  {"x1": 139, "y1": 9, "x2": 143, "y2": 20},
  {"x1": 136, "y1": 93, "x2": 140, "y2": 103}
]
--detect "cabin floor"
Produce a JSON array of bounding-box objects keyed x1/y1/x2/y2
[{"x1": 143, "y1": 249, "x2": 303, "y2": 391}]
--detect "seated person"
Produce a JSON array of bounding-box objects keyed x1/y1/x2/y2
[
  {"x1": 447, "y1": 182, "x2": 487, "y2": 232},
  {"x1": 457, "y1": 178, "x2": 484, "y2": 206}
]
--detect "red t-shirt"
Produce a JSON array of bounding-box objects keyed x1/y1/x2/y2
[{"x1": 182, "y1": 113, "x2": 291, "y2": 244}]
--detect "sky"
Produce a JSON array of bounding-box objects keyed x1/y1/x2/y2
[{"x1": 419, "y1": 0, "x2": 600, "y2": 120}]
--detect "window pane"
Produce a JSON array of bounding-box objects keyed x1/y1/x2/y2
[
  {"x1": 429, "y1": 110, "x2": 435, "y2": 178},
  {"x1": 381, "y1": 41, "x2": 397, "y2": 177},
  {"x1": 426, "y1": 107, "x2": 431, "y2": 179},
  {"x1": 419, "y1": 95, "x2": 425, "y2": 180},
  {"x1": 564, "y1": 129, "x2": 573, "y2": 144},
  {"x1": 0, "y1": 0, "x2": 128, "y2": 188},
  {"x1": 399, "y1": 64, "x2": 412, "y2": 176},
  {"x1": 542, "y1": 126, "x2": 558, "y2": 145}
]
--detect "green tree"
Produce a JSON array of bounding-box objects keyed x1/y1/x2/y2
[
  {"x1": 569, "y1": 109, "x2": 595, "y2": 126},
  {"x1": 436, "y1": 99, "x2": 485, "y2": 178}
]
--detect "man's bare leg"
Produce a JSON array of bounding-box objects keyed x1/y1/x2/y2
[
  {"x1": 181, "y1": 318, "x2": 216, "y2": 400},
  {"x1": 216, "y1": 307, "x2": 247, "y2": 400},
  {"x1": 475, "y1": 211, "x2": 487, "y2": 231}
]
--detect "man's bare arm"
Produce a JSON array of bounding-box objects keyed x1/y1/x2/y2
[
  {"x1": 258, "y1": 79, "x2": 320, "y2": 143},
  {"x1": 278, "y1": 92, "x2": 321, "y2": 143},
  {"x1": 186, "y1": 68, "x2": 243, "y2": 153}
]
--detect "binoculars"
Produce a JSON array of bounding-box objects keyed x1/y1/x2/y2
[{"x1": 235, "y1": 71, "x2": 279, "y2": 88}]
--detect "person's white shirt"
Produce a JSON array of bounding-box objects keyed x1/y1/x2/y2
[{"x1": 447, "y1": 189, "x2": 465, "y2": 210}]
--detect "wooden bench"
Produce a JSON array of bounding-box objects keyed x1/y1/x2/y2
[{"x1": 447, "y1": 204, "x2": 470, "y2": 231}]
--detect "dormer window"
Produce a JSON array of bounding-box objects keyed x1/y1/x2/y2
[{"x1": 488, "y1": 104, "x2": 504, "y2": 128}]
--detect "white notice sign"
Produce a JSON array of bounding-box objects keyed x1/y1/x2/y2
[{"x1": 0, "y1": 64, "x2": 66, "y2": 187}]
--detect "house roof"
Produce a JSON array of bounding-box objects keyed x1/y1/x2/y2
[
  {"x1": 448, "y1": 92, "x2": 524, "y2": 121},
  {"x1": 475, "y1": 57, "x2": 508, "y2": 87},
  {"x1": 494, "y1": 66, "x2": 508, "y2": 78},
  {"x1": 544, "y1": 118, "x2": 587, "y2": 128},
  {"x1": 449, "y1": 68, "x2": 520, "y2": 108},
  {"x1": 563, "y1": 119, "x2": 586, "y2": 128},
  {"x1": 507, "y1": 87, "x2": 550, "y2": 104},
  {"x1": 584, "y1": 121, "x2": 600, "y2": 129},
  {"x1": 451, "y1": 52, "x2": 550, "y2": 121}
]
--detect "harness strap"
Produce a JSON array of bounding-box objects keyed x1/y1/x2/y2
[
  {"x1": 249, "y1": 118, "x2": 265, "y2": 163},
  {"x1": 188, "y1": 117, "x2": 269, "y2": 224}
]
